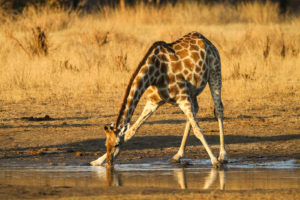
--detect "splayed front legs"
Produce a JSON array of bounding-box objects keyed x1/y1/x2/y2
[{"x1": 90, "y1": 100, "x2": 161, "y2": 167}]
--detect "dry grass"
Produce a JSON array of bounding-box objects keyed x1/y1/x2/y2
[{"x1": 0, "y1": 1, "x2": 299, "y2": 106}]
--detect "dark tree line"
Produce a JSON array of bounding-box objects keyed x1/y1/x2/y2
[{"x1": 0, "y1": 0, "x2": 299, "y2": 14}]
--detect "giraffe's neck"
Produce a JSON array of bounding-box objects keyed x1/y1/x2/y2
[
  {"x1": 115, "y1": 41, "x2": 173, "y2": 129},
  {"x1": 115, "y1": 72, "x2": 145, "y2": 128}
]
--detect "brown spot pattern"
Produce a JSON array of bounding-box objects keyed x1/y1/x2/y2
[
  {"x1": 148, "y1": 66, "x2": 155, "y2": 75},
  {"x1": 191, "y1": 52, "x2": 200, "y2": 62},
  {"x1": 147, "y1": 55, "x2": 155, "y2": 65},
  {"x1": 168, "y1": 74, "x2": 175, "y2": 84},
  {"x1": 183, "y1": 59, "x2": 194, "y2": 71},
  {"x1": 198, "y1": 60, "x2": 203, "y2": 67},
  {"x1": 190, "y1": 44, "x2": 199, "y2": 51},
  {"x1": 134, "y1": 76, "x2": 142, "y2": 86},
  {"x1": 177, "y1": 49, "x2": 189, "y2": 58},
  {"x1": 174, "y1": 45, "x2": 182, "y2": 50},
  {"x1": 176, "y1": 74, "x2": 183, "y2": 81},
  {"x1": 177, "y1": 82, "x2": 185, "y2": 88},
  {"x1": 169, "y1": 54, "x2": 178, "y2": 61},
  {"x1": 159, "y1": 54, "x2": 168, "y2": 62},
  {"x1": 159, "y1": 89, "x2": 169, "y2": 98},
  {"x1": 160, "y1": 63, "x2": 167, "y2": 73},
  {"x1": 181, "y1": 42, "x2": 189, "y2": 48},
  {"x1": 180, "y1": 96, "x2": 188, "y2": 101},
  {"x1": 156, "y1": 76, "x2": 165, "y2": 87},
  {"x1": 194, "y1": 74, "x2": 200, "y2": 86},
  {"x1": 197, "y1": 40, "x2": 206, "y2": 49},
  {"x1": 187, "y1": 74, "x2": 192, "y2": 82},
  {"x1": 172, "y1": 61, "x2": 182, "y2": 73},
  {"x1": 154, "y1": 58, "x2": 160, "y2": 67},
  {"x1": 183, "y1": 69, "x2": 189, "y2": 76},
  {"x1": 169, "y1": 85, "x2": 179, "y2": 95},
  {"x1": 140, "y1": 66, "x2": 147, "y2": 74},
  {"x1": 200, "y1": 51, "x2": 205, "y2": 59},
  {"x1": 161, "y1": 47, "x2": 167, "y2": 54},
  {"x1": 150, "y1": 94, "x2": 160, "y2": 102}
]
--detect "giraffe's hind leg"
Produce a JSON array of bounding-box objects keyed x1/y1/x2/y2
[{"x1": 208, "y1": 64, "x2": 228, "y2": 164}]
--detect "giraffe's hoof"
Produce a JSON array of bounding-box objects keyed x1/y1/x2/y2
[
  {"x1": 170, "y1": 158, "x2": 190, "y2": 167},
  {"x1": 170, "y1": 158, "x2": 181, "y2": 164},
  {"x1": 105, "y1": 163, "x2": 114, "y2": 169},
  {"x1": 219, "y1": 159, "x2": 228, "y2": 164},
  {"x1": 212, "y1": 160, "x2": 223, "y2": 169},
  {"x1": 90, "y1": 160, "x2": 100, "y2": 166},
  {"x1": 218, "y1": 151, "x2": 228, "y2": 164}
]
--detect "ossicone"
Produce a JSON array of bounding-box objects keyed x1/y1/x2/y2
[{"x1": 110, "y1": 123, "x2": 115, "y2": 130}]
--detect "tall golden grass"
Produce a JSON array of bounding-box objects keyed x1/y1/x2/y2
[{"x1": 0, "y1": 1, "x2": 299, "y2": 104}]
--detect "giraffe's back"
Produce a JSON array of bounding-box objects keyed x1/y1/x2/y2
[{"x1": 143, "y1": 32, "x2": 221, "y2": 103}]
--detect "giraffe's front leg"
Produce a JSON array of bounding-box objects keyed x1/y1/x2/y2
[
  {"x1": 124, "y1": 100, "x2": 162, "y2": 142},
  {"x1": 90, "y1": 153, "x2": 106, "y2": 166},
  {"x1": 90, "y1": 146, "x2": 120, "y2": 166},
  {"x1": 91, "y1": 101, "x2": 161, "y2": 166}
]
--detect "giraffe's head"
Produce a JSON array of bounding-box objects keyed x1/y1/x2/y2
[
  {"x1": 104, "y1": 125, "x2": 116, "y2": 168},
  {"x1": 104, "y1": 123, "x2": 129, "y2": 167}
]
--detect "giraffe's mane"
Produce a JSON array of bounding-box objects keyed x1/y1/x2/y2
[{"x1": 115, "y1": 41, "x2": 172, "y2": 129}]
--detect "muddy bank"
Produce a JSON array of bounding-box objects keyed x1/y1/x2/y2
[{"x1": 1, "y1": 94, "x2": 300, "y2": 199}]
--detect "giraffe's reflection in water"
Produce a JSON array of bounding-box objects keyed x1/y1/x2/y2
[{"x1": 96, "y1": 166, "x2": 226, "y2": 190}]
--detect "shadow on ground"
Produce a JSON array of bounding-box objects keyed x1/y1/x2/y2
[{"x1": 2, "y1": 134, "x2": 300, "y2": 153}]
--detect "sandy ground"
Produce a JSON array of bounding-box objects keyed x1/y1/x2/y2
[{"x1": 0, "y1": 91, "x2": 300, "y2": 199}]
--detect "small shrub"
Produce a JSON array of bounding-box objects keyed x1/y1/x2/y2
[
  {"x1": 7, "y1": 26, "x2": 48, "y2": 57},
  {"x1": 263, "y1": 36, "x2": 270, "y2": 59},
  {"x1": 94, "y1": 31, "x2": 109, "y2": 47},
  {"x1": 115, "y1": 51, "x2": 128, "y2": 71}
]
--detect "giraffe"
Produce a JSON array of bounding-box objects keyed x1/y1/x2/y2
[{"x1": 90, "y1": 32, "x2": 228, "y2": 168}]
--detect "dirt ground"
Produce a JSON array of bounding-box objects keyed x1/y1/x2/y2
[{"x1": 0, "y1": 91, "x2": 300, "y2": 199}]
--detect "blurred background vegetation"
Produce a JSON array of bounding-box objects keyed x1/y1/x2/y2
[{"x1": 0, "y1": 0, "x2": 299, "y2": 108}]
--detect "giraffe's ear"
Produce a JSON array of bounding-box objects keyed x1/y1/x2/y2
[{"x1": 104, "y1": 126, "x2": 110, "y2": 136}]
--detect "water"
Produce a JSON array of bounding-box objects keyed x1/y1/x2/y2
[{"x1": 1, "y1": 159, "x2": 300, "y2": 191}]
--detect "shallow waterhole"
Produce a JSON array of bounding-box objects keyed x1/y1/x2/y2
[{"x1": 1, "y1": 159, "x2": 300, "y2": 191}]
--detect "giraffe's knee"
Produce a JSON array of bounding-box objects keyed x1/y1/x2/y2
[{"x1": 214, "y1": 102, "x2": 223, "y2": 119}]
